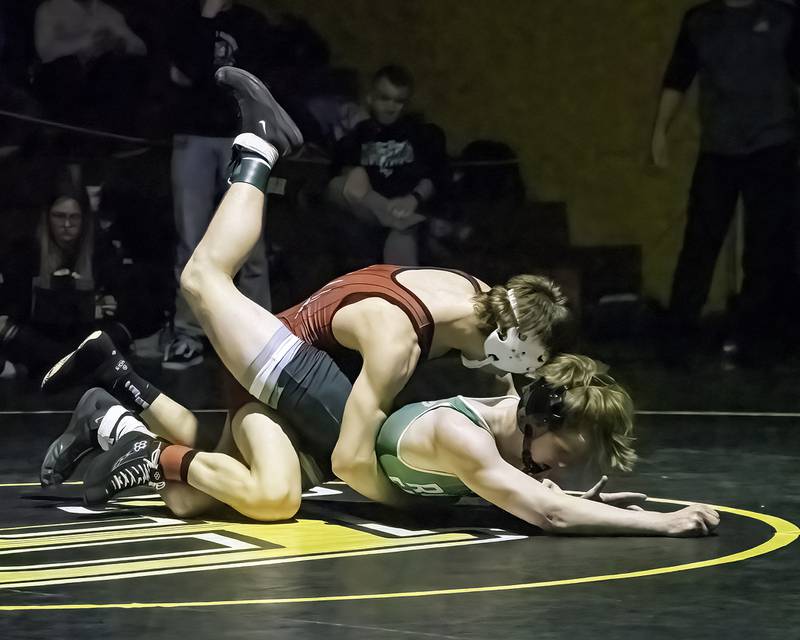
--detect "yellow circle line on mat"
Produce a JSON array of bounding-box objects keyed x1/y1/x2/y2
[{"x1": 0, "y1": 494, "x2": 796, "y2": 611}]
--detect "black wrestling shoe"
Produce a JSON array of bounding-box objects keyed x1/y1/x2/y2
[
  {"x1": 215, "y1": 66, "x2": 303, "y2": 157},
  {"x1": 41, "y1": 330, "x2": 124, "y2": 394},
  {"x1": 83, "y1": 432, "x2": 165, "y2": 507},
  {"x1": 40, "y1": 388, "x2": 121, "y2": 487}
]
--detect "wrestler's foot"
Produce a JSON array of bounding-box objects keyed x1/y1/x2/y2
[
  {"x1": 83, "y1": 432, "x2": 165, "y2": 507},
  {"x1": 40, "y1": 388, "x2": 115, "y2": 487},
  {"x1": 215, "y1": 66, "x2": 303, "y2": 192},
  {"x1": 42, "y1": 330, "x2": 160, "y2": 410},
  {"x1": 41, "y1": 331, "x2": 123, "y2": 394},
  {"x1": 215, "y1": 66, "x2": 303, "y2": 158}
]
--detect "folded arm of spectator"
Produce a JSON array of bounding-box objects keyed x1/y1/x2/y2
[
  {"x1": 109, "y1": 16, "x2": 147, "y2": 57},
  {"x1": 34, "y1": 7, "x2": 94, "y2": 64}
]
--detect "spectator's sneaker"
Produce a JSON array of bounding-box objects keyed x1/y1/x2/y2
[
  {"x1": 40, "y1": 388, "x2": 118, "y2": 487},
  {"x1": 0, "y1": 359, "x2": 17, "y2": 380},
  {"x1": 134, "y1": 325, "x2": 173, "y2": 360},
  {"x1": 161, "y1": 333, "x2": 203, "y2": 370},
  {"x1": 0, "y1": 315, "x2": 18, "y2": 345},
  {"x1": 83, "y1": 432, "x2": 165, "y2": 507},
  {"x1": 41, "y1": 331, "x2": 122, "y2": 393},
  {"x1": 215, "y1": 66, "x2": 303, "y2": 158},
  {"x1": 102, "y1": 321, "x2": 134, "y2": 354},
  {"x1": 133, "y1": 330, "x2": 162, "y2": 360}
]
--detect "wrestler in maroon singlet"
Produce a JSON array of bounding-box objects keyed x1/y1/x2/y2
[{"x1": 276, "y1": 265, "x2": 482, "y2": 361}]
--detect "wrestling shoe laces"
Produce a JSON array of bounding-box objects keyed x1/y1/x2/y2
[
  {"x1": 109, "y1": 440, "x2": 165, "y2": 492},
  {"x1": 84, "y1": 433, "x2": 166, "y2": 506}
]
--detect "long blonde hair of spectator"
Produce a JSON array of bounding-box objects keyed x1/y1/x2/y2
[{"x1": 37, "y1": 194, "x2": 94, "y2": 283}]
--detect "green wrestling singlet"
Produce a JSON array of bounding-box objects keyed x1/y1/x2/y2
[{"x1": 376, "y1": 395, "x2": 513, "y2": 498}]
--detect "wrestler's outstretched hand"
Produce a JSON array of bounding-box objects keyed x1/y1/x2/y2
[
  {"x1": 661, "y1": 504, "x2": 720, "y2": 537},
  {"x1": 580, "y1": 475, "x2": 648, "y2": 509}
]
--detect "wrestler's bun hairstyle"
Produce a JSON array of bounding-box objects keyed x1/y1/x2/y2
[
  {"x1": 472, "y1": 274, "x2": 574, "y2": 353},
  {"x1": 537, "y1": 354, "x2": 637, "y2": 473}
]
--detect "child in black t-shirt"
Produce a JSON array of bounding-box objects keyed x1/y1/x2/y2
[{"x1": 327, "y1": 65, "x2": 447, "y2": 265}]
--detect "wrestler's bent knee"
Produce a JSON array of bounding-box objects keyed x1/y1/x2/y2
[
  {"x1": 162, "y1": 483, "x2": 212, "y2": 519},
  {"x1": 242, "y1": 489, "x2": 300, "y2": 522},
  {"x1": 179, "y1": 256, "x2": 205, "y2": 302}
]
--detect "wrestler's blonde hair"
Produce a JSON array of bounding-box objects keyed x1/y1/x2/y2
[
  {"x1": 537, "y1": 354, "x2": 637, "y2": 473},
  {"x1": 473, "y1": 274, "x2": 572, "y2": 352}
]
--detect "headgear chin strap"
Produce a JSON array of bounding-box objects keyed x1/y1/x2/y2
[
  {"x1": 516, "y1": 378, "x2": 566, "y2": 477},
  {"x1": 461, "y1": 289, "x2": 547, "y2": 375}
]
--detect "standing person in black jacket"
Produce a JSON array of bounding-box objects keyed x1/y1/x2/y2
[
  {"x1": 327, "y1": 65, "x2": 448, "y2": 266},
  {"x1": 651, "y1": 0, "x2": 800, "y2": 364},
  {"x1": 161, "y1": 0, "x2": 275, "y2": 369}
]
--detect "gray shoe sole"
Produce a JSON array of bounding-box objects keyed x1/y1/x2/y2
[{"x1": 215, "y1": 66, "x2": 304, "y2": 153}]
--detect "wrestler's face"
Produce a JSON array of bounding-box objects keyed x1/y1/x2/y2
[
  {"x1": 48, "y1": 197, "x2": 83, "y2": 250},
  {"x1": 368, "y1": 78, "x2": 411, "y2": 126},
  {"x1": 528, "y1": 428, "x2": 588, "y2": 478}
]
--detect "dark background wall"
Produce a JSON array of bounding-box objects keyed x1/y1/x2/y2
[{"x1": 256, "y1": 0, "x2": 734, "y2": 310}]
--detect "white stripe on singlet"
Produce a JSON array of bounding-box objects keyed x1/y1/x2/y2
[{"x1": 248, "y1": 331, "x2": 303, "y2": 405}]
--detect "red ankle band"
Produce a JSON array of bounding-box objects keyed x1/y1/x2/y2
[{"x1": 160, "y1": 445, "x2": 199, "y2": 483}]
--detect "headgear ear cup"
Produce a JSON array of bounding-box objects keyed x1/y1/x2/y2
[
  {"x1": 516, "y1": 378, "x2": 567, "y2": 477},
  {"x1": 461, "y1": 288, "x2": 547, "y2": 375},
  {"x1": 516, "y1": 378, "x2": 566, "y2": 434}
]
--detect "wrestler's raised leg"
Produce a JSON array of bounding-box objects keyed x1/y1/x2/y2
[
  {"x1": 181, "y1": 67, "x2": 302, "y2": 385},
  {"x1": 180, "y1": 183, "x2": 286, "y2": 384}
]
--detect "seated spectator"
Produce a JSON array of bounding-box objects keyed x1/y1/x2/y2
[
  {"x1": 0, "y1": 177, "x2": 133, "y2": 378},
  {"x1": 327, "y1": 65, "x2": 448, "y2": 265},
  {"x1": 32, "y1": 0, "x2": 148, "y2": 134}
]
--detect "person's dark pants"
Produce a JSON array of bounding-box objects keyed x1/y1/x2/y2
[{"x1": 669, "y1": 142, "x2": 799, "y2": 350}]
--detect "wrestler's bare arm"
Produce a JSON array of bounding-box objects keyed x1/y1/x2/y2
[
  {"x1": 331, "y1": 298, "x2": 421, "y2": 506},
  {"x1": 433, "y1": 410, "x2": 720, "y2": 537}
]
